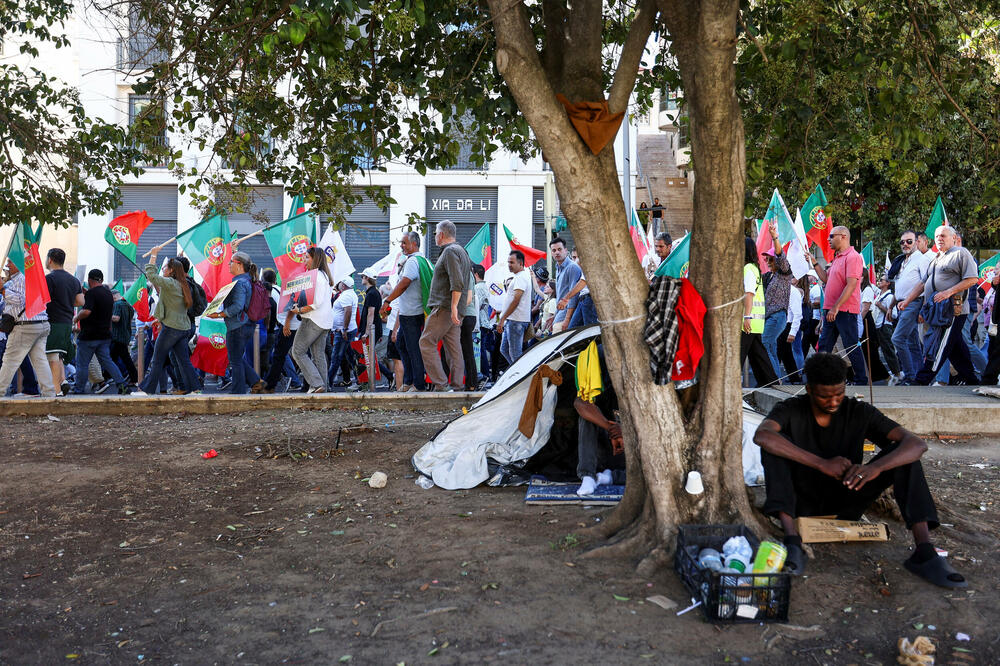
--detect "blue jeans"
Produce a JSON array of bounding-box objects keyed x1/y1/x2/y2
[
  {"x1": 500, "y1": 320, "x2": 529, "y2": 364},
  {"x1": 891, "y1": 298, "x2": 924, "y2": 381},
  {"x1": 762, "y1": 310, "x2": 787, "y2": 383},
  {"x1": 140, "y1": 326, "x2": 198, "y2": 394},
  {"x1": 963, "y1": 314, "x2": 988, "y2": 375},
  {"x1": 790, "y1": 329, "x2": 805, "y2": 375},
  {"x1": 817, "y1": 310, "x2": 868, "y2": 384},
  {"x1": 329, "y1": 330, "x2": 357, "y2": 385},
  {"x1": 225, "y1": 323, "x2": 261, "y2": 394},
  {"x1": 396, "y1": 314, "x2": 427, "y2": 389},
  {"x1": 569, "y1": 294, "x2": 598, "y2": 327},
  {"x1": 479, "y1": 327, "x2": 494, "y2": 379},
  {"x1": 74, "y1": 338, "x2": 126, "y2": 393}
]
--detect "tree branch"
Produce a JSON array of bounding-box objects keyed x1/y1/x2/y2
[
  {"x1": 562, "y1": 0, "x2": 604, "y2": 100},
  {"x1": 541, "y1": 0, "x2": 567, "y2": 91},
  {"x1": 906, "y1": 1, "x2": 987, "y2": 141},
  {"x1": 608, "y1": 0, "x2": 657, "y2": 114}
]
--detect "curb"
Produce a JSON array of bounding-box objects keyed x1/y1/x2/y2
[{"x1": 0, "y1": 392, "x2": 484, "y2": 418}]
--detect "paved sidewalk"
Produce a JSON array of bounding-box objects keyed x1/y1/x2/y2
[{"x1": 747, "y1": 385, "x2": 1000, "y2": 435}]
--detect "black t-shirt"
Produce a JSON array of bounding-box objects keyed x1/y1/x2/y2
[
  {"x1": 765, "y1": 394, "x2": 900, "y2": 464},
  {"x1": 79, "y1": 284, "x2": 115, "y2": 341},
  {"x1": 360, "y1": 286, "x2": 384, "y2": 341},
  {"x1": 45, "y1": 269, "x2": 82, "y2": 324}
]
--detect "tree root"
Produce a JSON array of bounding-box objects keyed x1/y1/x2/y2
[
  {"x1": 636, "y1": 546, "x2": 671, "y2": 578},
  {"x1": 579, "y1": 521, "x2": 653, "y2": 561}
]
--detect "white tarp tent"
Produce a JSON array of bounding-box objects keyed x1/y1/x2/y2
[{"x1": 412, "y1": 326, "x2": 768, "y2": 490}]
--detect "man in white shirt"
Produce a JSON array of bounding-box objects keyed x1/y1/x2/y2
[
  {"x1": 891, "y1": 229, "x2": 930, "y2": 383},
  {"x1": 497, "y1": 250, "x2": 532, "y2": 364},
  {"x1": 381, "y1": 232, "x2": 427, "y2": 391}
]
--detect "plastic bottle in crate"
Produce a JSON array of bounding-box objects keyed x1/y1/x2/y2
[
  {"x1": 697, "y1": 548, "x2": 724, "y2": 571},
  {"x1": 722, "y1": 536, "x2": 753, "y2": 572}
]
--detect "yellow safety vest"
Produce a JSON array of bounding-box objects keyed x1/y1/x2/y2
[{"x1": 744, "y1": 263, "x2": 765, "y2": 334}]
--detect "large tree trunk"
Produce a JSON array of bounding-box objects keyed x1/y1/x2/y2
[{"x1": 488, "y1": 0, "x2": 763, "y2": 566}]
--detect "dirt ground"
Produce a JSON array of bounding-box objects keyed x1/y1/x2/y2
[{"x1": 1, "y1": 407, "x2": 998, "y2": 665}]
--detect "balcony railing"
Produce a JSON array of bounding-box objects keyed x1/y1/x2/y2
[
  {"x1": 117, "y1": 37, "x2": 168, "y2": 72},
  {"x1": 132, "y1": 134, "x2": 170, "y2": 168}
]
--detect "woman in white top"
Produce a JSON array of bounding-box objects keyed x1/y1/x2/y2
[
  {"x1": 857, "y1": 272, "x2": 889, "y2": 382},
  {"x1": 289, "y1": 247, "x2": 335, "y2": 393},
  {"x1": 873, "y1": 276, "x2": 902, "y2": 381}
]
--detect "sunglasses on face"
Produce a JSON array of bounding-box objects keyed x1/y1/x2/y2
[{"x1": 900, "y1": 239, "x2": 914, "y2": 245}]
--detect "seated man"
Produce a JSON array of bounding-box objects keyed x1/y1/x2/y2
[
  {"x1": 753, "y1": 352, "x2": 966, "y2": 588},
  {"x1": 574, "y1": 342, "x2": 626, "y2": 496}
]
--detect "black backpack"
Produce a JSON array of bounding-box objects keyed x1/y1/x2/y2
[{"x1": 187, "y1": 277, "x2": 208, "y2": 323}]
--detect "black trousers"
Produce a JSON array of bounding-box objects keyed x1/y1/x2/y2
[
  {"x1": 740, "y1": 331, "x2": 778, "y2": 387},
  {"x1": 460, "y1": 315, "x2": 478, "y2": 389},
  {"x1": 983, "y1": 332, "x2": 1000, "y2": 385},
  {"x1": 110, "y1": 340, "x2": 138, "y2": 384},
  {"x1": 761, "y1": 441, "x2": 939, "y2": 530},
  {"x1": 776, "y1": 323, "x2": 801, "y2": 384},
  {"x1": 915, "y1": 314, "x2": 979, "y2": 385},
  {"x1": 577, "y1": 417, "x2": 626, "y2": 482},
  {"x1": 265, "y1": 329, "x2": 296, "y2": 390}
]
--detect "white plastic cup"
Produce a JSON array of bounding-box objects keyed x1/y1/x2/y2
[{"x1": 685, "y1": 471, "x2": 704, "y2": 495}]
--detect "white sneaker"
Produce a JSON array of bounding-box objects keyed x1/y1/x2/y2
[
  {"x1": 130, "y1": 390, "x2": 149, "y2": 397},
  {"x1": 931, "y1": 382, "x2": 947, "y2": 387},
  {"x1": 888, "y1": 374, "x2": 901, "y2": 386}
]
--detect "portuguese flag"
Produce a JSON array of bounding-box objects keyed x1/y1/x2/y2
[
  {"x1": 628, "y1": 209, "x2": 649, "y2": 264},
  {"x1": 289, "y1": 193, "x2": 306, "y2": 217},
  {"x1": 104, "y1": 210, "x2": 153, "y2": 265},
  {"x1": 112, "y1": 279, "x2": 125, "y2": 295},
  {"x1": 125, "y1": 274, "x2": 153, "y2": 322},
  {"x1": 502, "y1": 224, "x2": 546, "y2": 267},
  {"x1": 177, "y1": 213, "x2": 233, "y2": 300},
  {"x1": 7, "y1": 222, "x2": 51, "y2": 318},
  {"x1": 802, "y1": 184, "x2": 833, "y2": 262},
  {"x1": 924, "y1": 196, "x2": 948, "y2": 252},
  {"x1": 263, "y1": 211, "x2": 318, "y2": 281},
  {"x1": 979, "y1": 252, "x2": 1000, "y2": 294},
  {"x1": 414, "y1": 255, "x2": 434, "y2": 315},
  {"x1": 465, "y1": 223, "x2": 492, "y2": 269},
  {"x1": 655, "y1": 232, "x2": 690, "y2": 278},
  {"x1": 861, "y1": 241, "x2": 876, "y2": 285},
  {"x1": 190, "y1": 318, "x2": 229, "y2": 377}
]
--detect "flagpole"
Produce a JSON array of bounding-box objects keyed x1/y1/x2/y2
[{"x1": 231, "y1": 228, "x2": 265, "y2": 247}]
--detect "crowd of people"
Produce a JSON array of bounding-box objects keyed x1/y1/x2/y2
[
  {"x1": 742, "y1": 224, "x2": 1000, "y2": 388},
  {"x1": 3, "y1": 217, "x2": 998, "y2": 399},
  {"x1": 0, "y1": 220, "x2": 602, "y2": 397}
]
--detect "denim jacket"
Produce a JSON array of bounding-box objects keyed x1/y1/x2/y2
[{"x1": 221, "y1": 273, "x2": 252, "y2": 331}]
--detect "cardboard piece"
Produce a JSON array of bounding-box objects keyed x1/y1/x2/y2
[{"x1": 795, "y1": 517, "x2": 888, "y2": 543}]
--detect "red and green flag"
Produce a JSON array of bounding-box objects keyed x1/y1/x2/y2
[
  {"x1": 802, "y1": 184, "x2": 833, "y2": 262},
  {"x1": 177, "y1": 213, "x2": 233, "y2": 300},
  {"x1": 288, "y1": 193, "x2": 306, "y2": 217},
  {"x1": 502, "y1": 224, "x2": 546, "y2": 267},
  {"x1": 190, "y1": 318, "x2": 229, "y2": 376},
  {"x1": 124, "y1": 274, "x2": 153, "y2": 322},
  {"x1": 112, "y1": 279, "x2": 125, "y2": 295},
  {"x1": 414, "y1": 255, "x2": 434, "y2": 315},
  {"x1": 860, "y1": 241, "x2": 876, "y2": 284},
  {"x1": 104, "y1": 210, "x2": 154, "y2": 265},
  {"x1": 263, "y1": 210, "x2": 318, "y2": 281},
  {"x1": 7, "y1": 222, "x2": 51, "y2": 318},
  {"x1": 979, "y1": 252, "x2": 1000, "y2": 294},
  {"x1": 465, "y1": 223, "x2": 492, "y2": 269},
  {"x1": 628, "y1": 209, "x2": 650, "y2": 264},
  {"x1": 924, "y1": 196, "x2": 948, "y2": 252},
  {"x1": 654, "y1": 232, "x2": 690, "y2": 278}
]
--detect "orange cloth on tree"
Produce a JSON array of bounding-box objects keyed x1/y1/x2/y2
[
  {"x1": 556, "y1": 94, "x2": 625, "y2": 155},
  {"x1": 518, "y1": 364, "x2": 563, "y2": 438}
]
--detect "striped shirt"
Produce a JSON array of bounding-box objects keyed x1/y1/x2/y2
[{"x1": 2, "y1": 273, "x2": 48, "y2": 323}]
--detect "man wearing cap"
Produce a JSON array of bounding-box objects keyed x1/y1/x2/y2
[
  {"x1": 807, "y1": 226, "x2": 869, "y2": 385},
  {"x1": 358, "y1": 269, "x2": 388, "y2": 387}
]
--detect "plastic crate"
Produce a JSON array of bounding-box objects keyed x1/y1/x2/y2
[{"x1": 674, "y1": 524, "x2": 793, "y2": 624}]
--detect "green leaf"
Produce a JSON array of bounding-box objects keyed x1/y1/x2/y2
[{"x1": 613, "y1": 594, "x2": 630, "y2": 602}]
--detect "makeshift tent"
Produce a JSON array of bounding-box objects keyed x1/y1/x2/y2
[{"x1": 412, "y1": 326, "x2": 767, "y2": 490}]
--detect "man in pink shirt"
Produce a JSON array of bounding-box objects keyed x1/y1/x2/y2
[{"x1": 806, "y1": 226, "x2": 869, "y2": 384}]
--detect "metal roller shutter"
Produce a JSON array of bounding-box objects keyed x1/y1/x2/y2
[
  {"x1": 216, "y1": 186, "x2": 284, "y2": 272},
  {"x1": 532, "y1": 187, "x2": 572, "y2": 252},
  {"x1": 321, "y1": 188, "x2": 391, "y2": 273},
  {"x1": 113, "y1": 185, "x2": 178, "y2": 283},
  {"x1": 425, "y1": 187, "x2": 498, "y2": 262}
]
